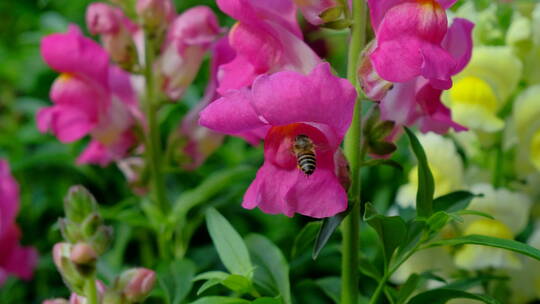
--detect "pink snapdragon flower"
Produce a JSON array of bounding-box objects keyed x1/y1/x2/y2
[
  {"x1": 159, "y1": 6, "x2": 221, "y2": 100},
  {"x1": 200, "y1": 63, "x2": 356, "y2": 218},
  {"x1": 38, "y1": 26, "x2": 139, "y2": 166},
  {"x1": 378, "y1": 18, "x2": 473, "y2": 134},
  {"x1": 86, "y1": 3, "x2": 139, "y2": 68},
  {"x1": 216, "y1": 0, "x2": 320, "y2": 94},
  {"x1": 0, "y1": 160, "x2": 37, "y2": 286},
  {"x1": 179, "y1": 37, "x2": 235, "y2": 169},
  {"x1": 368, "y1": 0, "x2": 460, "y2": 89}
]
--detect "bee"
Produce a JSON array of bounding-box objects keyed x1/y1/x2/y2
[{"x1": 293, "y1": 134, "x2": 317, "y2": 176}]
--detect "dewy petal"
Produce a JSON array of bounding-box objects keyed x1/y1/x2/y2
[
  {"x1": 41, "y1": 25, "x2": 109, "y2": 87},
  {"x1": 199, "y1": 88, "x2": 265, "y2": 134},
  {"x1": 442, "y1": 18, "x2": 474, "y2": 75},
  {"x1": 251, "y1": 63, "x2": 356, "y2": 138}
]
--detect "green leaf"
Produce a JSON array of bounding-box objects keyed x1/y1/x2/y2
[
  {"x1": 426, "y1": 211, "x2": 450, "y2": 234},
  {"x1": 189, "y1": 297, "x2": 251, "y2": 304},
  {"x1": 315, "y1": 277, "x2": 340, "y2": 303},
  {"x1": 426, "y1": 234, "x2": 540, "y2": 261},
  {"x1": 222, "y1": 274, "x2": 254, "y2": 295},
  {"x1": 206, "y1": 208, "x2": 253, "y2": 277},
  {"x1": 157, "y1": 259, "x2": 196, "y2": 304},
  {"x1": 433, "y1": 191, "x2": 477, "y2": 213},
  {"x1": 193, "y1": 271, "x2": 229, "y2": 282},
  {"x1": 404, "y1": 127, "x2": 434, "y2": 218},
  {"x1": 197, "y1": 279, "x2": 222, "y2": 296},
  {"x1": 358, "y1": 254, "x2": 382, "y2": 280},
  {"x1": 396, "y1": 274, "x2": 422, "y2": 304},
  {"x1": 251, "y1": 298, "x2": 282, "y2": 304},
  {"x1": 362, "y1": 159, "x2": 403, "y2": 171},
  {"x1": 364, "y1": 203, "x2": 407, "y2": 264},
  {"x1": 457, "y1": 210, "x2": 495, "y2": 220},
  {"x1": 313, "y1": 209, "x2": 350, "y2": 259},
  {"x1": 245, "y1": 234, "x2": 292, "y2": 304},
  {"x1": 407, "y1": 288, "x2": 501, "y2": 304},
  {"x1": 291, "y1": 222, "x2": 321, "y2": 259}
]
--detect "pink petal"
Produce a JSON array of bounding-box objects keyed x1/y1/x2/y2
[
  {"x1": 51, "y1": 108, "x2": 95, "y2": 143},
  {"x1": 367, "y1": 0, "x2": 407, "y2": 30},
  {"x1": 380, "y1": 79, "x2": 418, "y2": 127},
  {"x1": 371, "y1": 37, "x2": 424, "y2": 83},
  {"x1": 420, "y1": 42, "x2": 455, "y2": 89},
  {"x1": 41, "y1": 25, "x2": 109, "y2": 87},
  {"x1": 251, "y1": 63, "x2": 356, "y2": 138},
  {"x1": 442, "y1": 18, "x2": 474, "y2": 75},
  {"x1": 199, "y1": 88, "x2": 265, "y2": 134}
]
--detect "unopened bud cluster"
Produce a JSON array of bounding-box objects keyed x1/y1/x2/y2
[{"x1": 49, "y1": 185, "x2": 156, "y2": 304}]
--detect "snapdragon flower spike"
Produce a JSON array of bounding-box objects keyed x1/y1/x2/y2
[
  {"x1": 368, "y1": 0, "x2": 459, "y2": 89},
  {"x1": 216, "y1": 0, "x2": 320, "y2": 94},
  {"x1": 38, "y1": 26, "x2": 139, "y2": 166},
  {"x1": 0, "y1": 160, "x2": 37, "y2": 286},
  {"x1": 379, "y1": 18, "x2": 473, "y2": 134},
  {"x1": 200, "y1": 63, "x2": 356, "y2": 218},
  {"x1": 159, "y1": 6, "x2": 221, "y2": 100}
]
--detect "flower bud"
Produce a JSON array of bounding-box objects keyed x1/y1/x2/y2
[
  {"x1": 86, "y1": 3, "x2": 139, "y2": 71},
  {"x1": 81, "y1": 213, "x2": 102, "y2": 240},
  {"x1": 86, "y1": 3, "x2": 120, "y2": 35},
  {"x1": 117, "y1": 157, "x2": 148, "y2": 195},
  {"x1": 70, "y1": 243, "x2": 97, "y2": 266},
  {"x1": 159, "y1": 6, "x2": 220, "y2": 100},
  {"x1": 53, "y1": 243, "x2": 85, "y2": 294},
  {"x1": 136, "y1": 0, "x2": 175, "y2": 30},
  {"x1": 43, "y1": 299, "x2": 69, "y2": 304},
  {"x1": 118, "y1": 268, "x2": 156, "y2": 302},
  {"x1": 89, "y1": 226, "x2": 113, "y2": 255},
  {"x1": 358, "y1": 41, "x2": 393, "y2": 101},
  {"x1": 294, "y1": 0, "x2": 343, "y2": 26},
  {"x1": 60, "y1": 219, "x2": 82, "y2": 243},
  {"x1": 64, "y1": 186, "x2": 98, "y2": 224}
]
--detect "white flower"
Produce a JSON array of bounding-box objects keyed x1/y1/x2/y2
[
  {"x1": 467, "y1": 184, "x2": 531, "y2": 235},
  {"x1": 511, "y1": 86, "x2": 540, "y2": 174}
]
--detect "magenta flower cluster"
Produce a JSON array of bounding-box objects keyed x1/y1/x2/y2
[{"x1": 36, "y1": 0, "x2": 474, "y2": 218}]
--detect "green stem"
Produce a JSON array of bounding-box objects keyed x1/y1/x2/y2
[
  {"x1": 85, "y1": 276, "x2": 98, "y2": 304},
  {"x1": 341, "y1": 1, "x2": 367, "y2": 304},
  {"x1": 143, "y1": 31, "x2": 170, "y2": 259},
  {"x1": 369, "y1": 238, "x2": 425, "y2": 304},
  {"x1": 143, "y1": 32, "x2": 168, "y2": 214}
]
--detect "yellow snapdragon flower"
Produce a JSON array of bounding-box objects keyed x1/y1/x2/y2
[
  {"x1": 442, "y1": 46, "x2": 522, "y2": 133},
  {"x1": 512, "y1": 85, "x2": 540, "y2": 174},
  {"x1": 455, "y1": 219, "x2": 521, "y2": 270}
]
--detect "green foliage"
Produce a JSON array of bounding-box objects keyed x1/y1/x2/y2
[{"x1": 404, "y1": 127, "x2": 435, "y2": 218}]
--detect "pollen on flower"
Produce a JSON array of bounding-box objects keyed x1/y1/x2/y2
[{"x1": 58, "y1": 73, "x2": 74, "y2": 82}]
